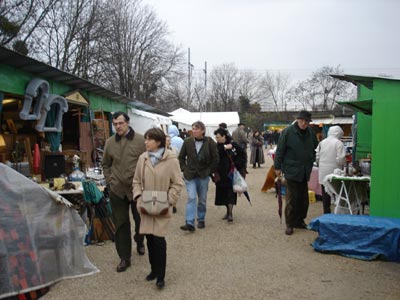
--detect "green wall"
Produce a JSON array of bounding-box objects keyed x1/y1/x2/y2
[
  {"x1": 0, "y1": 64, "x2": 127, "y2": 113},
  {"x1": 89, "y1": 96, "x2": 126, "y2": 112},
  {"x1": 355, "y1": 85, "x2": 372, "y2": 160},
  {"x1": 0, "y1": 64, "x2": 32, "y2": 95},
  {"x1": 369, "y1": 79, "x2": 400, "y2": 218}
]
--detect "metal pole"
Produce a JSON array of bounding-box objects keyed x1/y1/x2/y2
[
  {"x1": 188, "y1": 48, "x2": 191, "y2": 110},
  {"x1": 204, "y1": 61, "x2": 207, "y2": 112}
]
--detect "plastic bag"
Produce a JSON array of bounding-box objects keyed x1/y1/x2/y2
[{"x1": 232, "y1": 168, "x2": 248, "y2": 192}]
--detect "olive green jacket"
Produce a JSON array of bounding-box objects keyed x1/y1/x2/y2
[{"x1": 102, "y1": 128, "x2": 146, "y2": 201}]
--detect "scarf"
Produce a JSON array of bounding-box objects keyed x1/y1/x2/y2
[{"x1": 148, "y1": 147, "x2": 165, "y2": 167}]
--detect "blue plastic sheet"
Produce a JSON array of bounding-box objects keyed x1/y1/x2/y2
[{"x1": 309, "y1": 214, "x2": 400, "y2": 262}]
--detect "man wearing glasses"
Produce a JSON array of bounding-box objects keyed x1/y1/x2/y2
[
  {"x1": 103, "y1": 112, "x2": 146, "y2": 272},
  {"x1": 274, "y1": 110, "x2": 318, "y2": 235}
]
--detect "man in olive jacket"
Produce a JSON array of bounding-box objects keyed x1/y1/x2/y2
[
  {"x1": 102, "y1": 112, "x2": 146, "y2": 272},
  {"x1": 179, "y1": 121, "x2": 219, "y2": 232},
  {"x1": 274, "y1": 110, "x2": 318, "y2": 236}
]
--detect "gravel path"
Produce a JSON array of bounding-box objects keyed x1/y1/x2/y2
[{"x1": 42, "y1": 151, "x2": 400, "y2": 300}]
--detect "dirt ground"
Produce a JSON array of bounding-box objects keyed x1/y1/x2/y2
[{"x1": 42, "y1": 149, "x2": 400, "y2": 300}]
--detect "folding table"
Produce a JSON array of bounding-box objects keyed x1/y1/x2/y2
[{"x1": 323, "y1": 174, "x2": 370, "y2": 214}]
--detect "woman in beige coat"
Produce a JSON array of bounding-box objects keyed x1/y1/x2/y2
[{"x1": 133, "y1": 128, "x2": 183, "y2": 289}]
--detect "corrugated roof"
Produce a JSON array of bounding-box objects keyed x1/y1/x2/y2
[
  {"x1": 337, "y1": 99, "x2": 372, "y2": 115},
  {"x1": 311, "y1": 116, "x2": 353, "y2": 125},
  {"x1": 331, "y1": 74, "x2": 400, "y2": 90},
  {"x1": 0, "y1": 46, "x2": 169, "y2": 116}
]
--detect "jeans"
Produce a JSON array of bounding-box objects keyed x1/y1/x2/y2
[{"x1": 184, "y1": 177, "x2": 210, "y2": 226}]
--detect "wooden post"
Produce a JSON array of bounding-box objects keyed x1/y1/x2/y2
[{"x1": 24, "y1": 137, "x2": 33, "y2": 176}]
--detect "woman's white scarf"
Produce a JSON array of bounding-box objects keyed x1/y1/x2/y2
[{"x1": 148, "y1": 147, "x2": 165, "y2": 166}]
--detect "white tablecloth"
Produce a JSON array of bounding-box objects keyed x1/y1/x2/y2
[{"x1": 323, "y1": 174, "x2": 370, "y2": 214}]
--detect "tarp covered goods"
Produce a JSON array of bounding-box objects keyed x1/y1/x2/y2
[{"x1": 0, "y1": 163, "x2": 99, "y2": 299}]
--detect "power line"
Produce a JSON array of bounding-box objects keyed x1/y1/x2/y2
[{"x1": 189, "y1": 67, "x2": 400, "y2": 74}]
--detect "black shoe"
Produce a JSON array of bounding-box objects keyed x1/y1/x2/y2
[
  {"x1": 180, "y1": 223, "x2": 195, "y2": 232},
  {"x1": 294, "y1": 222, "x2": 308, "y2": 229},
  {"x1": 116, "y1": 259, "x2": 131, "y2": 272},
  {"x1": 222, "y1": 214, "x2": 228, "y2": 220},
  {"x1": 137, "y1": 243, "x2": 145, "y2": 255},
  {"x1": 197, "y1": 221, "x2": 205, "y2": 229},
  {"x1": 156, "y1": 278, "x2": 165, "y2": 289},
  {"x1": 146, "y1": 272, "x2": 156, "y2": 281},
  {"x1": 173, "y1": 207, "x2": 177, "y2": 214},
  {"x1": 227, "y1": 214, "x2": 233, "y2": 222},
  {"x1": 285, "y1": 227, "x2": 294, "y2": 235}
]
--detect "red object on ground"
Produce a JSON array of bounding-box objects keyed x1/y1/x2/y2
[{"x1": 33, "y1": 144, "x2": 40, "y2": 174}]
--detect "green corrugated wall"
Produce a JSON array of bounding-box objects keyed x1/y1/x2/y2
[
  {"x1": 369, "y1": 79, "x2": 400, "y2": 218},
  {"x1": 355, "y1": 85, "x2": 372, "y2": 160},
  {"x1": 0, "y1": 64, "x2": 127, "y2": 113}
]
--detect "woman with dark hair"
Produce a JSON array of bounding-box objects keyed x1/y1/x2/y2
[
  {"x1": 133, "y1": 128, "x2": 183, "y2": 289},
  {"x1": 250, "y1": 130, "x2": 265, "y2": 168},
  {"x1": 213, "y1": 128, "x2": 246, "y2": 222}
]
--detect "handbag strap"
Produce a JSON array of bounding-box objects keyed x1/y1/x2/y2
[
  {"x1": 141, "y1": 156, "x2": 146, "y2": 191},
  {"x1": 227, "y1": 152, "x2": 236, "y2": 169}
]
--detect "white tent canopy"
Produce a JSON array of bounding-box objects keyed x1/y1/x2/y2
[
  {"x1": 128, "y1": 108, "x2": 172, "y2": 134},
  {"x1": 169, "y1": 109, "x2": 240, "y2": 137},
  {"x1": 310, "y1": 116, "x2": 353, "y2": 125},
  {"x1": 169, "y1": 108, "x2": 191, "y2": 115}
]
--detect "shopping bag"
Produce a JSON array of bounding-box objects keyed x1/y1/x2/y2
[{"x1": 232, "y1": 168, "x2": 248, "y2": 193}]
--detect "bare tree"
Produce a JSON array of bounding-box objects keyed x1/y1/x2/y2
[
  {"x1": 30, "y1": 0, "x2": 104, "y2": 77},
  {"x1": 0, "y1": 0, "x2": 59, "y2": 52},
  {"x1": 155, "y1": 70, "x2": 188, "y2": 112},
  {"x1": 98, "y1": 0, "x2": 183, "y2": 104},
  {"x1": 209, "y1": 63, "x2": 241, "y2": 111},
  {"x1": 238, "y1": 70, "x2": 262, "y2": 103},
  {"x1": 259, "y1": 71, "x2": 291, "y2": 112},
  {"x1": 289, "y1": 65, "x2": 356, "y2": 111},
  {"x1": 287, "y1": 81, "x2": 317, "y2": 110}
]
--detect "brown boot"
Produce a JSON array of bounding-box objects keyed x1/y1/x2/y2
[{"x1": 285, "y1": 227, "x2": 293, "y2": 235}]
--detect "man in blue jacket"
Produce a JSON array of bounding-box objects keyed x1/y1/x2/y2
[{"x1": 274, "y1": 110, "x2": 318, "y2": 235}]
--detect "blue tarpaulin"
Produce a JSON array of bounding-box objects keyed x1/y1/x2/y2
[{"x1": 309, "y1": 214, "x2": 400, "y2": 262}]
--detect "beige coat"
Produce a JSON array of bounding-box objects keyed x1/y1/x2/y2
[{"x1": 133, "y1": 149, "x2": 183, "y2": 237}]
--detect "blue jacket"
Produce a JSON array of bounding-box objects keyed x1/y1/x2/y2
[{"x1": 168, "y1": 125, "x2": 184, "y2": 153}]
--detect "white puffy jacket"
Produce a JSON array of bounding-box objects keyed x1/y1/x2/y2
[{"x1": 316, "y1": 126, "x2": 346, "y2": 184}]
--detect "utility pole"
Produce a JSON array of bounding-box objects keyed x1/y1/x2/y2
[
  {"x1": 203, "y1": 61, "x2": 207, "y2": 112},
  {"x1": 187, "y1": 48, "x2": 191, "y2": 110}
]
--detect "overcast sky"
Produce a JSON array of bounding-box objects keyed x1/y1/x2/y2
[{"x1": 143, "y1": 0, "x2": 400, "y2": 83}]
